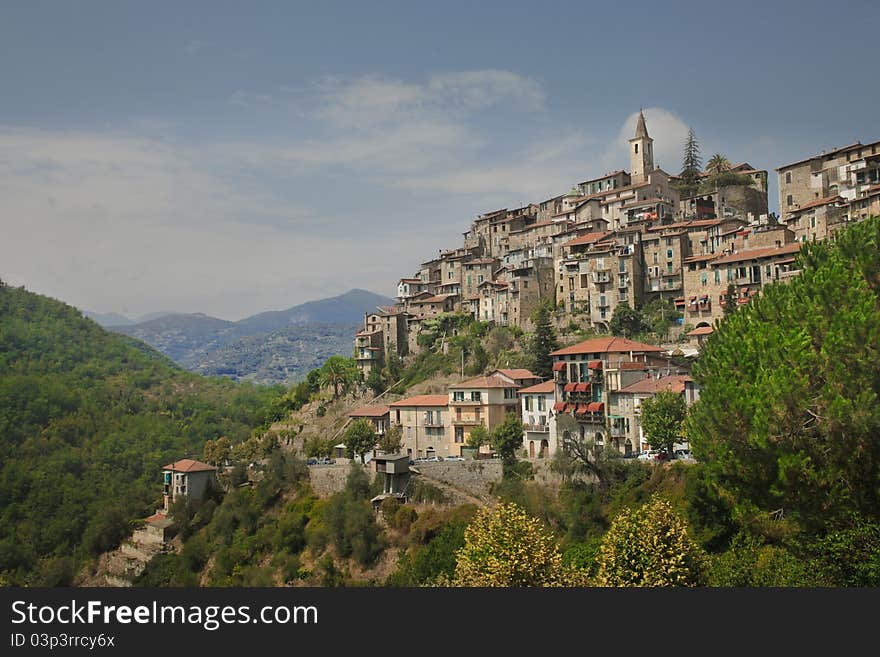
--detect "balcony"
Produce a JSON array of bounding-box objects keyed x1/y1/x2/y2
[
  {"x1": 452, "y1": 417, "x2": 483, "y2": 426},
  {"x1": 618, "y1": 277, "x2": 629, "y2": 289},
  {"x1": 736, "y1": 276, "x2": 757, "y2": 286},
  {"x1": 778, "y1": 269, "x2": 801, "y2": 281},
  {"x1": 594, "y1": 270, "x2": 611, "y2": 284},
  {"x1": 609, "y1": 425, "x2": 626, "y2": 438},
  {"x1": 450, "y1": 399, "x2": 481, "y2": 406},
  {"x1": 524, "y1": 423, "x2": 550, "y2": 433}
]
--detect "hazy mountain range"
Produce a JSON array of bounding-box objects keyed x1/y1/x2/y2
[{"x1": 88, "y1": 289, "x2": 395, "y2": 385}]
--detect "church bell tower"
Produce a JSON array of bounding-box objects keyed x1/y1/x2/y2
[{"x1": 629, "y1": 109, "x2": 654, "y2": 184}]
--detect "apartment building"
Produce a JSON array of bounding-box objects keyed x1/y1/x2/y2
[
  {"x1": 518, "y1": 380, "x2": 557, "y2": 459},
  {"x1": 609, "y1": 374, "x2": 698, "y2": 454},
  {"x1": 388, "y1": 394, "x2": 450, "y2": 459},
  {"x1": 448, "y1": 373, "x2": 521, "y2": 455},
  {"x1": 348, "y1": 405, "x2": 390, "y2": 438}
]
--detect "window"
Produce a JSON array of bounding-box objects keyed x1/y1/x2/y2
[
  {"x1": 453, "y1": 391, "x2": 465, "y2": 402},
  {"x1": 787, "y1": 194, "x2": 793, "y2": 206},
  {"x1": 538, "y1": 396, "x2": 545, "y2": 412},
  {"x1": 667, "y1": 262, "x2": 673, "y2": 273},
  {"x1": 470, "y1": 391, "x2": 482, "y2": 402},
  {"x1": 504, "y1": 389, "x2": 516, "y2": 400},
  {"x1": 785, "y1": 172, "x2": 792, "y2": 184},
  {"x1": 619, "y1": 260, "x2": 626, "y2": 272},
  {"x1": 653, "y1": 253, "x2": 658, "y2": 264},
  {"x1": 455, "y1": 427, "x2": 464, "y2": 443},
  {"x1": 523, "y1": 280, "x2": 528, "y2": 289},
  {"x1": 667, "y1": 248, "x2": 673, "y2": 258},
  {"x1": 634, "y1": 143, "x2": 639, "y2": 153},
  {"x1": 714, "y1": 270, "x2": 720, "y2": 284},
  {"x1": 701, "y1": 272, "x2": 707, "y2": 286},
  {"x1": 525, "y1": 396, "x2": 533, "y2": 411}
]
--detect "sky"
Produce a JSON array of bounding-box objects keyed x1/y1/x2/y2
[{"x1": 1, "y1": 0, "x2": 878, "y2": 321}]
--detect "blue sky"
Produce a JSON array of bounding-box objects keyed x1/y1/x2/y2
[{"x1": 2, "y1": 0, "x2": 878, "y2": 319}]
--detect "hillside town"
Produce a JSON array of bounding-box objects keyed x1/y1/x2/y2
[{"x1": 352, "y1": 111, "x2": 880, "y2": 460}]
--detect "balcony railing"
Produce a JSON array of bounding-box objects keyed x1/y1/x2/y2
[
  {"x1": 736, "y1": 276, "x2": 756, "y2": 286},
  {"x1": 594, "y1": 271, "x2": 611, "y2": 284},
  {"x1": 452, "y1": 418, "x2": 484, "y2": 426},
  {"x1": 524, "y1": 423, "x2": 550, "y2": 433}
]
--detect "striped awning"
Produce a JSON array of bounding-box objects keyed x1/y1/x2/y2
[
  {"x1": 563, "y1": 383, "x2": 577, "y2": 392},
  {"x1": 553, "y1": 402, "x2": 566, "y2": 412},
  {"x1": 588, "y1": 360, "x2": 603, "y2": 369},
  {"x1": 587, "y1": 402, "x2": 605, "y2": 412},
  {"x1": 552, "y1": 362, "x2": 566, "y2": 371},
  {"x1": 575, "y1": 382, "x2": 591, "y2": 392}
]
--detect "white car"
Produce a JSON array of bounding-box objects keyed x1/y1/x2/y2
[{"x1": 637, "y1": 450, "x2": 657, "y2": 462}]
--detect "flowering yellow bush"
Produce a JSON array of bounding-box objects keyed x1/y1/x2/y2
[
  {"x1": 451, "y1": 502, "x2": 588, "y2": 587},
  {"x1": 595, "y1": 496, "x2": 706, "y2": 587}
]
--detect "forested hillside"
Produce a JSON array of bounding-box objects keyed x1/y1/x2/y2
[{"x1": 0, "y1": 282, "x2": 283, "y2": 585}]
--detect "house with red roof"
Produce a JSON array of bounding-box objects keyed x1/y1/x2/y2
[{"x1": 162, "y1": 459, "x2": 217, "y2": 512}]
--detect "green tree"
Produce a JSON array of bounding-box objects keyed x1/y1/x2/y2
[
  {"x1": 491, "y1": 412, "x2": 525, "y2": 465},
  {"x1": 451, "y1": 503, "x2": 588, "y2": 587},
  {"x1": 365, "y1": 367, "x2": 385, "y2": 396},
  {"x1": 609, "y1": 301, "x2": 648, "y2": 338},
  {"x1": 705, "y1": 153, "x2": 732, "y2": 176},
  {"x1": 466, "y1": 424, "x2": 490, "y2": 450},
  {"x1": 528, "y1": 302, "x2": 559, "y2": 379},
  {"x1": 640, "y1": 390, "x2": 687, "y2": 456},
  {"x1": 595, "y1": 496, "x2": 707, "y2": 587},
  {"x1": 203, "y1": 436, "x2": 231, "y2": 466},
  {"x1": 723, "y1": 282, "x2": 738, "y2": 318},
  {"x1": 686, "y1": 216, "x2": 880, "y2": 531},
  {"x1": 342, "y1": 419, "x2": 377, "y2": 464},
  {"x1": 377, "y1": 424, "x2": 403, "y2": 454},
  {"x1": 675, "y1": 127, "x2": 702, "y2": 198},
  {"x1": 320, "y1": 355, "x2": 358, "y2": 400}
]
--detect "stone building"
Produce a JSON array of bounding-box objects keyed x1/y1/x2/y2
[
  {"x1": 776, "y1": 140, "x2": 880, "y2": 222},
  {"x1": 448, "y1": 373, "x2": 521, "y2": 455},
  {"x1": 388, "y1": 394, "x2": 450, "y2": 460},
  {"x1": 518, "y1": 380, "x2": 557, "y2": 459},
  {"x1": 162, "y1": 459, "x2": 217, "y2": 512}
]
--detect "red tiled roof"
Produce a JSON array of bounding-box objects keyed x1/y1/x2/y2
[
  {"x1": 496, "y1": 368, "x2": 537, "y2": 380},
  {"x1": 648, "y1": 220, "x2": 722, "y2": 232},
  {"x1": 789, "y1": 195, "x2": 844, "y2": 213},
  {"x1": 450, "y1": 373, "x2": 519, "y2": 389},
  {"x1": 388, "y1": 395, "x2": 449, "y2": 407},
  {"x1": 563, "y1": 231, "x2": 615, "y2": 248},
  {"x1": 551, "y1": 337, "x2": 664, "y2": 356},
  {"x1": 518, "y1": 381, "x2": 555, "y2": 394},
  {"x1": 687, "y1": 326, "x2": 714, "y2": 336},
  {"x1": 162, "y1": 459, "x2": 216, "y2": 473},
  {"x1": 711, "y1": 243, "x2": 801, "y2": 266},
  {"x1": 348, "y1": 405, "x2": 390, "y2": 418},
  {"x1": 618, "y1": 375, "x2": 692, "y2": 395}
]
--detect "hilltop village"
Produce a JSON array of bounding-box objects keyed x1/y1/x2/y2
[{"x1": 351, "y1": 112, "x2": 880, "y2": 460}]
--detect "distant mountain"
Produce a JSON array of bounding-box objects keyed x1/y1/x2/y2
[
  {"x1": 85, "y1": 310, "x2": 175, "y2": 327},
  {"x1": 234, "y1": 288, "x2": 395, "y2": 334},
  {"x1": 84, "y1": 311, "x2": 135, "y2": 327},
  {"x1": 191, "y1": 323, "x2": 359, "y2": 385},
  {"x1": 108, "y1": 289, "x2": 395, "y2": 383}
]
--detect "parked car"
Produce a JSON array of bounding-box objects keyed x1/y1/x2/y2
[
  {"x1": 443, "y1": 455, "x2": 464, "y2": 461},
  {"x1": 636, "y1": 450, "x2": 655, "y2": 461},
  {"x1": 675, "y1": 449, "x2": 695, "y2": 461},
  {"x1": 654, "y1": 450, "x2": 670, "y2": 461},
  {"x1": 306, "y1": 457, "x2": 318, "y2": 465}
]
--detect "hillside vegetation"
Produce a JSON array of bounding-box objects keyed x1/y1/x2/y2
[{"x1": 0, "y1": 282, "x2": 284, "y2": 585}]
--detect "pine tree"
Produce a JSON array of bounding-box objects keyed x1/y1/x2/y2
[
  {"x1": 528, "y1": 302, "x2": 559, "y2": 379},
  {"x1": 676, "y1": 127, "x2": 702, "y2": 199},
  {"x1": 723, "y1": 283, "x2": 738, "y2": 318}
]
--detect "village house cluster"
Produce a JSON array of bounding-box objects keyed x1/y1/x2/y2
[{"x1": 350, "y1": 111, "x2": 879, "y2": 458}]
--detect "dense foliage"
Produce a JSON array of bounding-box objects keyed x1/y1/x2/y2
[
  {"x1": 687, "y1": 216, "x2": 880, "y2": 532},
  {"x1": 0, "y1": 283, "x2": 282, "y2": 585},
  {"x1": 640, "y1": 390, "x2": 687, "y2": 455}
]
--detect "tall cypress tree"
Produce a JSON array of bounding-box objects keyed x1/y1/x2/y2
[{"x1": 528, "y1": 302, "x2": 559, "y2": 379}]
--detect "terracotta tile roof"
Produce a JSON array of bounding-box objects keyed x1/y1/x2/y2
[
  {"x1": 409, "y1": 294, "x2": 455, "y2": 304},
  {"x1": 789, "y1": 195, "x2": 845, "y2": 213},
  {"x1": 617, "y1": 375, "x2": 692, "y2": 395},
  {"x1": 683, "y1": 254, "x2": 719, "y2": 263},
  {"x1": 517, "y1": 381, "x2": 555, "y2": 394},
  {"x1": 711, "y1": 243, "x2": 801, "y2": 266},
  {"x1": 449, "y1": 373, "x2": 519, "y2": 389},
  {"x1": 687, "y1": 326, "x2": 715, "y2": 336},
  {"x1": 349, "y1": 405, "x2": 390, "y2": 418},
  {"x1": 563, "y1": 231, "x2": 615, "y2": 248},
  {"x1": 399, "y1": 278, "x2": 423, "y2": 284},
  {"x1": 496, "y1": 368, "x2": 538, "y2": 380},
  {"x1": 388, "y1": 395, "x2": 449, "y2": 407},
  {"x1": 551, "y1": 336, "x2": 665, "y2": 356},
  {"x1": 648, "y1": 220, "x2": 722, "y2": 232},
  {"x1": 162, "y1": 459, "x2": 216, "y2": 473},
  {"x1": 578, "y1": 170, "x2": 627, "y2": 185}
]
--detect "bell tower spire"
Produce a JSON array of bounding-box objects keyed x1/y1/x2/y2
[{"x1": 629, "y1": 109, "x2": 654, "y2": 184}]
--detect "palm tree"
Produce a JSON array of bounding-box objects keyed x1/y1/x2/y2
[
  {"x1": 320, "y1": 355, "x2": 356, "y2": 399},
  {"x1": 705, "y1": 153, "x2": 731, "y2": 176}
]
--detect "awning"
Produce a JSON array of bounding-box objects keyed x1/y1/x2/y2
[
  {"x1": 552, "y1": 362, "x2": 566, "y2": 372},
  {"x1": 575, "y1": 382, "x2": 591, "y2": 392},
  {"x1": 553, "y1": 402, "x2": 566, "y2": 412},
  {"x1": 564, "y1": 403, "x2": 575, "y2": 413},
  {"x1": 588, "y1": 360, "x2": 603, "y2": 370},
  {"x1": 587, "y1": 402, "x2": 605, "y2": 412},
  {"x1": 563, "y1": 383, "x2": 577, "y2": 392},
  {"x1": 576, "y1": 404, "x2": 589, "y2": 415}
]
